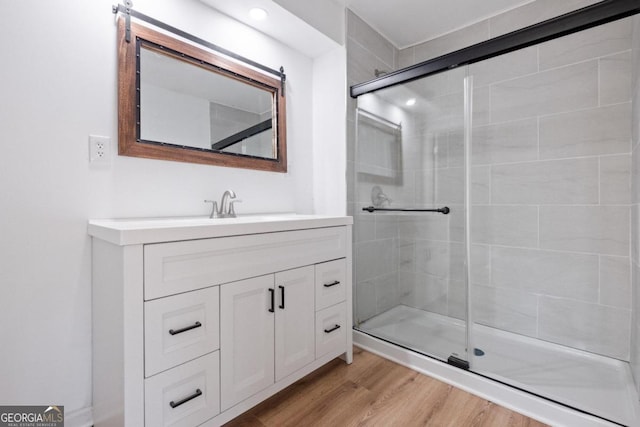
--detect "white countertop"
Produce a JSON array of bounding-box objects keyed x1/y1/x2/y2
[{"x1": 88, "y1": 214, "x2": 353, "y2": 245}]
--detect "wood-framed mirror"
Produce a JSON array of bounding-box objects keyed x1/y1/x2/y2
[{"x1": 117, "y1": 19, "x2": 287, "y2": 172}]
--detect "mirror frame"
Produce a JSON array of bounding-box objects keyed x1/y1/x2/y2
[{"x1": 118, "y1": 20, "x2": 287, "y2": 172}]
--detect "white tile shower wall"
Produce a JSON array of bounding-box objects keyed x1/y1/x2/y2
[
  {"x1": 396, "y1": 13, "x2": 633, "y2": 358},
  {"x1": 348, "y1": 10, "x2": 403, "y2": 323},
  {"x1": 538, "y1": 103, "x2": 632, "y2": 159},
  {"x1": 475, "y1": 19, "x2": 631, "y2": 360},
  {"x1": 630, "y1": 15, "x2": 640, "y2": 393},
  {"x1": 490, "y1": 0, "x2": 603, "y2": 37},
  {"x1": 538, "y1": 297, "x2": 631, "y2": 360},
  {"x1": 398, "y1": 0, "x2": 602, "y2": 68},
  {"x1": 410, "y1": 21, "x2": 489, "y2": 68},
  {"x1": 537, "y1": 18, "x2": 631, "y2": 70},
  {"x1": 490, "y1": 246, "x2": 600, "y2": 302}
]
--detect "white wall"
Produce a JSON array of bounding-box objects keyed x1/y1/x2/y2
[
  {"x1": 0, "y1": 0, "x2": 343, "y2": 424},
  {"x1": 313, "y1": 45, "x2": 347, "y2": 215},
  {"x1": 273, "y1": 0, "x2": 345, "y2": 46}
]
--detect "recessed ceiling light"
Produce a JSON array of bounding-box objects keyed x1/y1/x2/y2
[
  {"x1": 249, "y1": 7, "x2": 268, "y2": 21},
  {"x1": 406, "y1": 98, "x2": 416, "y2": 106}
]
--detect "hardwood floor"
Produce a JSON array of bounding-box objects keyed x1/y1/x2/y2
[{"x1": 224, "y1": 347, "x2": 548, "y2": 427}]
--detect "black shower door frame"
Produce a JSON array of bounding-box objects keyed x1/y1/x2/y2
[{"x1": 350, "y1": 0, "x2": 640, "y2": 98}]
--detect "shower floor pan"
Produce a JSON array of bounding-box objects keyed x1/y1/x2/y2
[{"x1": 358, "y1": 305, "x2": 639, "y2": 426}]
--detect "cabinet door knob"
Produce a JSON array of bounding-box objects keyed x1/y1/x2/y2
[
  {"x1": 268, "y1": 288, "x2": 275, "y2": 313},
  {"x1": 169, "y1": 388, "x2": 202, "y2": 408},
  {"x1": 168, "y1": 321, "x2": 202, "y2": 336},
  {"x1": 324, "y1": 324, "x2": 341, "y2": 334},
  {"x1": 323, "y1": 280, "x2": 340, "y2": 288},
  {"x1": 278, "y1": 285, "x2": 285, "y2": 309}
]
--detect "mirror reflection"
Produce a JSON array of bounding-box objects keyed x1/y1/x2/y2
[
  {"x1": 117, "y1": 20, "x2": 287, "y2": 172},
  {"x1": 140, "y1": 45, "x2": 276, "y2": 159}
]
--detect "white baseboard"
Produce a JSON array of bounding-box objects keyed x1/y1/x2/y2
[{"x1": 65, "y1": 406, "x2": 93, "y2": 427}]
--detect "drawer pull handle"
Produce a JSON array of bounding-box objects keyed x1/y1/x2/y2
[
  {"x1": 324, "y1": 324, "x2": 341, "y2": 334},
  {"x1": 279, "y1": 285, "x2": 285, "y2": 309},
  {"x1": 268, "y1": 288, "x2": 275, "y2": 313},
  {"x1": 169, "y1": 321, "x2": 202, "y2": 336},
  {"x1": 323, "y1": 280, "x2": 340, "y2": 288},
  {"x1": 169, "y1": 388, "x2": 202, "y2": 408}
]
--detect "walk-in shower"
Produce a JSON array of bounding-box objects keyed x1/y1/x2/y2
[{"x1": 350, "y1": 2, "x2": 640, "y2": 425}]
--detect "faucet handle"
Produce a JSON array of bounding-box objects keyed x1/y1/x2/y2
[
  {"x1": 204, "y1": 200, "x2": 219, "y2": 218},
  {"x1": 228, "y1": 200, "x2": 242, "y2": 217}
]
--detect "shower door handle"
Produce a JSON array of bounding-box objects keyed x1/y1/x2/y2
[{"x1": 362, "y1": 206, "x2": 450, "y2": 214}]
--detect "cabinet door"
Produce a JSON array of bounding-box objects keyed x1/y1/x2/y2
[
  {"x1": 275, "y1": 266, "x2": 315, "y2": 381},
  {"x1": 220, "y1": 275, "x2": 275, "y2": 411}
]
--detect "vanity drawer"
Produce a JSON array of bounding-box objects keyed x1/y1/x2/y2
[
  {"x1": 144, "y1": 286, "x2": 219, "y2": 377},
  {"x1": 145, "y1": 351, "x2": 220, "y2": 427},
  {"x1": 315, "y1": 302, "x2": 347, "y2": 359},
  {"x1": 315, "y1": 258, "x2": 346, "y2": 311},
  {"x1": 144, "y1": 226, "x2": 347, "y2": 299}
]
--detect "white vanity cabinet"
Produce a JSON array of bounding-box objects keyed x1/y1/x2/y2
[
  {"x1": 89, "y1": 215, "x2": 353, "y2": 427},
  {"x1": 220, "y1": 266, "x2": 316, "y2": 410}
]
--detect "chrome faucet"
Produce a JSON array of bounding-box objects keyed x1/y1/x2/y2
[
  {"x1": 220, "y1": 190, "x2": 238, "y2": 217},
  {"x1": 205, "y1": 190, "x2": 241, "y2": 218}
]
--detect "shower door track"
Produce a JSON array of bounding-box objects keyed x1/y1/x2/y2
[{"x1": 350, "y1": 0, "x2": 640, "y2": 97}]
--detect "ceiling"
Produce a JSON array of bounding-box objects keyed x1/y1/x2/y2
[
  {"x1": 339, "y1": 0, "x2": 534, "y2": 48},
  {"x1": 201, "y1": 0, "x2": 537, "y2": 56},
  {"x1": 200, "y1": 0, "x2": 340, "y2": 58}
]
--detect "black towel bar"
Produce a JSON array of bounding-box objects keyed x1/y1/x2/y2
[{"x1": 362, "y1": 206, "x2": 450, "y2": 214}]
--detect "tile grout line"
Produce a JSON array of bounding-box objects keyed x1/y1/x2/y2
[
  {"x1": 598, "y1": 254, "x2": 602, "y2": 305},
  {"x1": 598, "y1": 155, "x2": 601, "y2": 206},
  {"x1": 537, "y1": 205, "x2": 540, "y2": 250},
  {"x1": 598, "y1": 56, "x2": 602, "y2": 107},
  {"x1": 535, "y1": 294, "x2": 540, "y2": 338}
]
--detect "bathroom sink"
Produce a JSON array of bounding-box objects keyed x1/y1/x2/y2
[
  {"x1": 111, "y1": 213, "x2": 308, "y2": 228},
  {"x1": 88, "y1": 213, "x2": 352, "y2": 245}
]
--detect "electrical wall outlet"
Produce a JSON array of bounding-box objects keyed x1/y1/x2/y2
[{"x1": 89, "y1": 135, "x2": 111, "y2": 165}]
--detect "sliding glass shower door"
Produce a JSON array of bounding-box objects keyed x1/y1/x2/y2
[
  {"x1": 354, "y1": 65, "x2": 471, "y2": 365},
  {"x1": 353, "y1": 15, "x2": 637, "y2": 426},
  {"x1": 466, "y1": 18, "x2": 636, "y2": 426}
]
